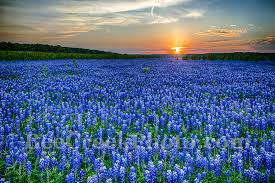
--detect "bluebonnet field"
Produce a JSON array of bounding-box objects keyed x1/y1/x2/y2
[{"x1": 0, "y1": 59, "x2": 274, "y2": 183}]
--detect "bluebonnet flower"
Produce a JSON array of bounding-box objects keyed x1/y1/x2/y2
[
  {"x1": 98, "y1": 165, "x2": 107, "y2": 181},
  {"x1": 87, "y1": 175, "x2": 99, "y2": 183},
  {"x1": 34, "y1": 143, "x2": 42, "y2": 158},
  {"x1": 5, "y1": 155, "x2": 13, "y2": 168},
  {"x1": 144, "y1": 170, "x2": 150, "y2": 183},
  {"x1": 79, "y1": 169, "x2": 85, "y2": 181},
  {"x1": 26, "y1": 160, "x2": 32, "y2": 175},
  {"x1": 71, "y1": 150, "x2": 81, "y2": 171},
  {"x1": 177, "y1": 168, "x2": 186, "y2": 182},
  {"x1": 65, "y1": 172, "x2": 75, "y2": 183},
  {"x1": 0, "y1": 59, "x2": 274, "y2": 182},
  {"x1": 220, "y1": 149, "x2": 228, "y2": 163},
  {"x1": 50, "y1": 157, "x2": 58, "y2": 168},
  {"x1": 253, "y1": 155, "x2": 261, "y2": 170},
  {"x1": 225, "y1": 170, "x2": 231, "y2": 177},
  {"x1": 112, "y1": 162, "x2": 120, "y2": 180},
  {"x1": 147, "y1": 161, "x2": 156, "y2": 182},
  {"x1": 94, "y1": 158, "x2": 101, "y2": 171},
  {"x1": 106, "y1": 178, "x2": 112, "y2": 183},
  {"x1": 213, "y1": 156, "x2": 222, "y2": 176},
  {"x1": 194, "y1": 177, "x2": 202, "y2": 183},
  {"x1": 264, "y1": 152, "x2": 272, "y2": 170},
  {"x1": 129, "y1": 167, "x2": 136, "y2": 183},
  {"x1": 196, "y1": 155, "x2": 208, "y2": 169},
  {"x1": 236, "y1": 159, "x2": 244, "y2": 174},
  {"x1": 16, "y1": 152, "x2": 26, "y2": 165},
  {"x1": 39, "y1": 158, "x2": 46, "y2": 171},
  {"x1": 166, "y1": 170, "x2": 173, "y2": 183},
  {"x1": 157, "y1": 160, "x2": 163, "y2": 173},
  {"x1": 172, "y1": 170, "x2": 178, "y2": 182},
  {"x1": 119, "y1": 166, "x2": 126, "y2": 182},
  {"x1": 58, "y1": 155, "x2": 67, "y2": 172}
]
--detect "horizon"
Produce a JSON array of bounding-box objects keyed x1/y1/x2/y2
[{"x1": 1, "y1": 0, "x2": 275, "y2": 54}]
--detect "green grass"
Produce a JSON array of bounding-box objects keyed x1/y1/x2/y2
[
  {"x1": 142, "y1": 67, "x2": 151, "y2": 73},
  {"x1": 0, "y1": 51, "x2": 159, "y2": 61}
]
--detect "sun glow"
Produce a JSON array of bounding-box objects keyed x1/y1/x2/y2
[{"x1": 171, "y1": 47, "x2": 184, "y2": 54}]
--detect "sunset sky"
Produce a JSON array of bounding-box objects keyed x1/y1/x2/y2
[{"x1": 1, "y1": 0, "x2": 275, "y2": 54}]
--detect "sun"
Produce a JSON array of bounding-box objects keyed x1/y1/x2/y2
[{"x1": 171, "y1": 47, "x2": 184, "y2": 54}]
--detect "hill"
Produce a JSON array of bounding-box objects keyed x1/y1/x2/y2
[
  {"x1": 0, "y1": 42, "x2": 112, "y2": 54},
  {"x1": 0, "y1": 42, "x2": 159, "y2": 60}
]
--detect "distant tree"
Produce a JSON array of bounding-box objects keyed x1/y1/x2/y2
[{"x1": 182, "y1": 52, "x2": 275, "y2": 61}]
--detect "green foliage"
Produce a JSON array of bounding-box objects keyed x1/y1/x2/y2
[
  {"x1": 42, "y1": 64, "x2": 48, "y2": 77},
  {"x1": 72, "y1": 59, "x2": 79, "y2": 68}
]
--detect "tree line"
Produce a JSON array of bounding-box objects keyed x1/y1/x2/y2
[
  {"x1": 182, "y1": 52, "x2": 275, "y2": 61},
  {"x1": 0, "y1": 42, "x2": 113, "y2": 54},
  {"x1": 0, "y1": 42, "x2": 159, "y2": 60}
]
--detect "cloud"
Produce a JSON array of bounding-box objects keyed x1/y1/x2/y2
[
  {"x1": 0, "y1": 0, "x2": 206, "y2": 41},
  {"x1": 54, "y1": 0, "x2": 191, "y2": 15},
  {"x1": 149, "y1": 15, "x2": 179, "y2": 24},
  {"x1": 52, "y1": 0, "x2": 200, "y2": 26},
  {"x1": 251, "y1": 36, "x2": 275, "y2": 52},
  {"x1": 0, "y1": 24, "x2": 35, "y2": 32},
  {"x1": 184, "y1": 10, "x2": 205, "y2": 18},
  {"x1": 60, "y1": 14, "x2": 142, "y2": 26},
  {"x1": 197, "y1": 26, "x2": 247, "y2": 37},
  {"x1": 206, "y1": 38, "x2": 237, "y2": 43}
]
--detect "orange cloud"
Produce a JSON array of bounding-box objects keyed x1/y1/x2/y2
[{"x1": 197, "y1": 28, "x2": 247, "y2": 37}]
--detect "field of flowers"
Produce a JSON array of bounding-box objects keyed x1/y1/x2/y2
[{"x1": 0, "y1": 59, "x2": 274, "y2": 183}]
